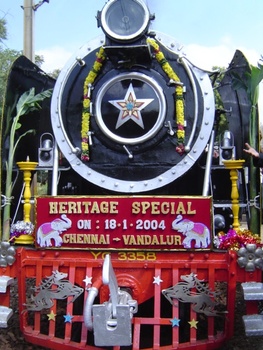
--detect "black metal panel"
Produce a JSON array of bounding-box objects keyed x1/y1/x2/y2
[
  {"x1": 1, "y1": 55, "x2": 55, "y2": 164},
  {"x1": 218, "y1": 50, "x2": 252, "y2": 161}
]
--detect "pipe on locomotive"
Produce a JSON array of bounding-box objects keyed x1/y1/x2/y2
[{"x1": 202, "y1": 130, "x2": 215, "y2": 196}]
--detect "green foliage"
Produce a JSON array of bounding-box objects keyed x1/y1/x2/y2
[
  {"x1": 230, "y1": 58, "x2": 263, "y2": 234},
  {"x1": 15, "y1": 88, "x2": 52, "y2": 119},
  {"x1": 0, "y1": 17, "x2": 7, "y2": 43},
  {"x1": 0, "y1": 49, "x2": 45, "y2": 115},
  {"x1": 6, "y1": 87, "x2": 52, "y2": 176},
  {"x1": 210, "y1": 66, "x2": 229, "y2": 140},
  {"x1": 0, "y1": 17, "x2": 51, "y2": 118},
  {"x1": 0, "y1": 48, "x2": 21, "y2": 114},
  {"x1": 211, "y1": 67, "x2": 225, "y2": 108},
  {"x1": 231, "y1": 61, "x2": 263, "y2": 106},
  {"x1": 0, "y1": 14, "x2": 46, "y2": 116},
  {"x1": 48, "y1": 68, "x2": 61, "y2": 79},
  {"x1": 2, "y1": 88, "x2": 52, "y2": 241}
]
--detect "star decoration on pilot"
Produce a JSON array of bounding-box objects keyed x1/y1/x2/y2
[
  {"x1": 188, "y1": 318, "x2": 198, "y2": 329},
  {"x1": 47, "y1": 310, "x2": 56, "y2": 321},
  {"x1": 153, "y1": 275, "x2": 163, "y2": 285},
  {"x1": 83, "y1": 275, "x2": 93, "y2": 287},
  {"x1": 64, "y1": 313, "x2": 74, "y2": 323},
  {"x1": 109, "y1": 83, "x2": 154, "y2": 129},
  {"x1": 170, "y1": 317, "x2": 180, "y2": 327}
]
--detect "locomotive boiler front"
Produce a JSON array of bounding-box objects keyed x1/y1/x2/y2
[{"x1": 51, "y1": 1, "x2": 215, "y2": 194}]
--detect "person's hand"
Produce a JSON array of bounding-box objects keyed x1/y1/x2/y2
[{"x1": 243, "y1": 143, "x2": 260, "y2": 158}]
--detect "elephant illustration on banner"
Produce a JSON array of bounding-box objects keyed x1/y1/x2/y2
[
  {"x1": 172, "y1": 215, "x2": 210, "y2": 248},
  {"x1": 36, "y1": 214, "x2": 72, "y2": 247}
]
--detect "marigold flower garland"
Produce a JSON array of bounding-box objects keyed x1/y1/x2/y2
[
  {"x1": 214, "y1": 228, "x2": 262, "y2": 251},
  {"x1": 147, "y1": 38, "x2": 185, "y2": 154},
  {"x1": 81, "y1": 47, "x2": 106, "y2": 161}
]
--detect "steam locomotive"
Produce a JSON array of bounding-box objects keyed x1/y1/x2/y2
[{"x1": 0, "y1": 0, "x2": 261, "y2": 349}]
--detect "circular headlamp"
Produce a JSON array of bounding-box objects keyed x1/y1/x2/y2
[{"x1": 100, "y1": 0, "x2": 151, "y2": 42}]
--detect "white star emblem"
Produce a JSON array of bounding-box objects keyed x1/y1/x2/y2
[
  {"x1": 83, "y1": 276, "x2": 92, "y2": 286},
  {"x1": 153, "y1": 275, "x2": 163, "y2": 285},
  {"x1": 109, "y1": 83, "x2": 154, "y2": 129}
]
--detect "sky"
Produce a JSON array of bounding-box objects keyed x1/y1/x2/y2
[{"x1": 1, "y1": 0, "x2": 263, "y2": 113}]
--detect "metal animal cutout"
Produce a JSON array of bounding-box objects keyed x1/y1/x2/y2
[
  {"x1": 36, "y1": 214, "x2": 72, "y2": 247},
  {"x1": 162, "y1": 273, "x2": 224, "y2": 316},
  {"x1": 172, "y1": 214, "x2": 210, "y2": 248},
  {"x1": 24, "y1": 270, "x2": 84, "y2": 311}
]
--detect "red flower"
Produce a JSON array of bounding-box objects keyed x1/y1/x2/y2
[
  {"x1": 176, "y1": 144, "x2": 185, "y2": 155},
  {"x1": 81, "y1": 154, "x2": 90, "y2": 162}
]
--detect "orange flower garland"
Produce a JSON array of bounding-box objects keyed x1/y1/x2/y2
[
  {"x1": 147, "y1": 38, "x2": 185, "y2": 154},
  {"x1": 81, "y1": 47, "x2": 106, "y2": 161}
]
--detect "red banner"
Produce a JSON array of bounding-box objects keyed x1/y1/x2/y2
[{"x1": 35, "y1": 196, "x2": 212, "y2": 250}]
